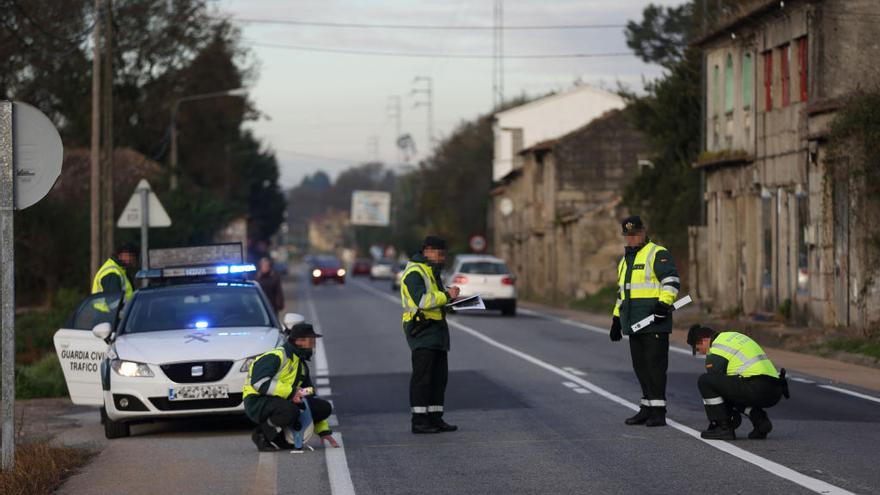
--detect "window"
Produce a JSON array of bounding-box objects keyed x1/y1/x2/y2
[
  {"x1": 781, "y1": 44, "x2": 791, "y2": 106},
  {"x1": 725, "y1": 53, "x2": 735, "y2": 114},
  {"x1": 798, "y1": 37, "x2": 808, "y2": 102},
  {"x1": 713, "y1": 64, "x2": 720, "y2": 116},
  {"x1": 763, "y1": 51, "x2": 773, "y2": 111},
  {"x1": 743, "y1": 52, "x2": 753, "y2": 109},
  {"x1": 796, "y1": 193, "x2": 809, "y2": 293},
  {"x1": 762, "y1": 193, "x2": 773, "y2": 288},
  {"x1": 122, "y1": 286, "x2": 272, "y2": 333}
]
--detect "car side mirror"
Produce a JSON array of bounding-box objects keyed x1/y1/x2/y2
[
  {"x1": 283, "y1": 312, "x2": 305, "y2": 330},
  {"x1": 92, "y1": 322, "x2": 112, "y2": 340}
]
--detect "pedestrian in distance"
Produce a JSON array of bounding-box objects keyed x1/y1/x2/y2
[
  {"x1": 92, "y1": 242, "x2": 138, "y2": 301},
  {"x1": 609, "y1": 216, "x2": 680, "y2": 427},
  {"x1": 255, "y1": 256, "x2": 285, "y2": 314},
  {"x1": 242, "y1": 322, "x2": 340, "y2": 451},
  {"x1": 687, "y1": 324, "x2": 790, "y2": 440},
  {"x1": 400, "y1": 235, "x2": 460, "y2": 434}
]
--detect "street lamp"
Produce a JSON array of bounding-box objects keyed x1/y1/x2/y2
[{"x1": 169, "y1": 88, "x2": 247, "y2": 191}]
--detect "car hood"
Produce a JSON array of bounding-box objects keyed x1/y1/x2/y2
[{"x1": 114, "y1": 327, "x2": 281, "y2": 364}]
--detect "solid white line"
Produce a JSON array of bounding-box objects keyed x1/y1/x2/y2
[
  {"x1": 351, "y1": 279, "x2": 854, "y2": 495},
  {"x1": 249, "y1": 452, "x2": 277, "y2": 495},
  {"x1": 572, "y1": 388, "x2": 591, "y2": 394},
  {"x1": 790, "y1": 377, "x2": 815, "y2": 384},
  {"x1": 818, "y1": 385, "x2": 880, "y2": 405},
  {"x1": 306, "y1": 287, "x2": 356, "y2": 495},
  {"x1": 562, "y1": 381, "x2": 579, "y2": 389}
]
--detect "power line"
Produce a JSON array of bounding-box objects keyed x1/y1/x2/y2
[
  {"x1": 216, "y1": 16, "x2": 626, "y2": 30},
  {"x1": 248, "y1": 41, "x2": 634, "y2": 60}
]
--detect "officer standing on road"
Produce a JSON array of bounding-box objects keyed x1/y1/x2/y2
[
  {"x1": 609, "y1": 216, "x2": 680, "y2": 427},
  {"x1": 401, "y1": 235, "x2": 460, "y2": 434},
  {"x1": 687, "y1": 324, "x2": 790, "y2": 440},
  {"x1": 91, "y1": 243, "x2": 137, "y2": 300},
  {"x1": 242, "y1": 322, "x2": 340, "y2": 451},
  {"x1": 255, "y1": 256, "x2": 285, "y2": 314}
]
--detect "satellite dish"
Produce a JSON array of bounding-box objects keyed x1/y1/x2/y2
[{"x1": 499, "y1": 198, "x2": 514, "y2": 217}]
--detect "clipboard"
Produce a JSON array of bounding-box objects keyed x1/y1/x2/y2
[{"x1": 445, "y1": 294, "x2": 486, "y2": 311}]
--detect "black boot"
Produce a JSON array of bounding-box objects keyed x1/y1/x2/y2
[
  {"x1": 411, "y1": 414, "x2": 441, "y2": 434},
  {"x1": 747, "y1": 408, "x2": 772, "y2": 439},
  {"x1": 624, "y1": 407, "x2": 651, "y2": 425},
  {"x1": 252, "y1": 428, "x2": 280, "y2": 452},
  {"x1": 701, "y1": 421, "x2": 735, "y2": 440},
  {"x1": 645, "y1": 407, "x2": 666, "y2": 427},
  {"x1": 429, "y1": 412, "x2": 458, "y2": 432}
]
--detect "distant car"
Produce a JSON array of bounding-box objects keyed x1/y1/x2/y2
[
  {"x1": 351, "y1": 259, "x2": 372, "y2": 276},
  {"x1": 311, "y1": 256, "x2": 346, "y2": 284},
  {"x1": 391, "y1": 260, "x2": 408, "y2": 292},
  {"x1": 446, "y1": 255, "x2": 517, "y2": 316},
  {"x1": 370, "y1": 258, "x2": 395, "y2": 280}
]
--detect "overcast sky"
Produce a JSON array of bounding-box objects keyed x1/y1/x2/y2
[{"x1": 214, "y1": 0, "x2": 685, "y2": 189}]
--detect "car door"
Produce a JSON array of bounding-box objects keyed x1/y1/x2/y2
[{"x1": 52, "y1": 293, "x2": 120, "y2": 405}]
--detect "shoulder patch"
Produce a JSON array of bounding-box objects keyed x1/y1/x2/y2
[{"x1": 705, "y1": 363, "x2": 713, "y2": 368}]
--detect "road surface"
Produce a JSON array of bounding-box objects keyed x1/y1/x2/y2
[{"x1": 56, "y1": 273, "x2": 880, "y2": 494}]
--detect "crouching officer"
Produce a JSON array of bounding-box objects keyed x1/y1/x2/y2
[
  {"x1": 610, "y1": 216, "x2": 680, "y2": 427},
  {"x1": 243, "y1": 323, "x2": 340, "y2": 451},
  {"x1": 401, "y1": 235, "x2": 460, "y2": 434},
  {"x1": 687, "y1": 324, "x2": 790, "y2": 440}
]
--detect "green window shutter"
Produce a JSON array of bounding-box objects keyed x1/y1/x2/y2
[
  {"x1": 725, "y1": 53, "x2": 735, "y2": 114},
  {"x1": 713, "y1": 65, "x2": 720, "y2": 115},
  {"x1": 743, "y1": 52, "x2": 753, "y2": 109}
]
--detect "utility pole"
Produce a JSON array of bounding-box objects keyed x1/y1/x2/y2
[
  {"x1": 493, "y1": 0, "x2": 504, "y2": 109},
  {"x1": 101, "y1": 0, "x2": 114, "y2": 259},
  {"x1": 90, "y1": 0, "x2": 103, "y2": 278},
  {"x1": 411, "y1": 76, "x2": 434, "y2": 150},
  {"x1": 386, "y1": 95, "x2": 402, "y2": 165}
]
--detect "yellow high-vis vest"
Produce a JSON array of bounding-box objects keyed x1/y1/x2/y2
[
  {"x1": 612, "y1": 241, "x2": 677, "y2": 317},
  {"x1": 91, "y1": 258, "x2": 134, "y2": 301},
  {"x1": 400, "y1": 261, "x2": 448, "y2": 325},
  {"x1": 242, "y1": 347, "x2": 304, "y2": 400},
  {"x1": 709, "y1": 332, "x2": 778, "y2": 378}
]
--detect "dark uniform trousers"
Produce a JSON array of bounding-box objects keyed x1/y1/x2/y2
[
  {"x1": 410, "y1": 348, "x2": 448, "y2": 422},
  {"x1": 629, "y1": 332, "x2": 669, "y2": 407},
  {"x1": 698, "y1": 374, "x2": 783, "y2": 422},
  {"x1": 256, "y1": 396, "x2": 332, "y2": 438}
]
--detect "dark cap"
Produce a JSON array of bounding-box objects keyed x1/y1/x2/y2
[
  {"x1": 421, "y1": 235, "x2": 446, "y2": 251},
  {"x1": 621, "y1": 216, "x2": 645, "y2": 235},
  {"x1": 686, "y1": 324, "x2": 717, "y2": 355},
  {"x1": 288, "y1": 323, "x2": 322, "y2": 340},
  {"x1": 117, "y1": 242, "x2": 139, "y2": 256}
]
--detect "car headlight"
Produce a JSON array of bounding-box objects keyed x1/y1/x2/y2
[
  {"x1": 240, "y1": 355, "x2": 259, "y2": 372},
  {"x1": 111, "y1": 359, "x2": 154, "y2": 377},
  {"x1": 337, "y1": 268, "x2": 346, "y2": 277},
  {"x1": 312, "y1": 269, "x2": 321, "y2": 278}
]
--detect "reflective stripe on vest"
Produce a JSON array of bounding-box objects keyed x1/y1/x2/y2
[
  {"x1": 91, "y1": 258, "x2": 134, "y2": 301},
  {"x1": 708, "y1": 332, "x2": 778, "y2": 378},
  {"x1": 400, "y1": 261, "x2": 444, "y2": 323},
  {"x1": 242, "y1": 347, "x2": 303, "y2": 399}
]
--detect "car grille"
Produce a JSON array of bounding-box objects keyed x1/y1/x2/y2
[
  {"x1": 149, "y1": 393, "x2": 243, "y2": 411},
  {"x1": 160, "y1": 361, "x2": 233, "y2": 383}
]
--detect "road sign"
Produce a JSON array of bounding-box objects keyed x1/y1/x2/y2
[
  {"x1": 469, "y1": 235, "x2": 487, "y2": 253},
  {"x1": 117, "y1": 179, "x2": 171, "y2": 228},
  {"x1": 11, "y1": 101, "x2": 63, "y2": 210},
  {"x1": 351, "y1": 190, "x2": 391, "y2": 227}
]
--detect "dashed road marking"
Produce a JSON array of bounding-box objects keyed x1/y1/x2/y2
[
  {"x1": 318, "y1": 387, "x2": 333, "y2": 396},
  {"x1": 317, "y1": 377, "x2": 331, "y2": 386},
  {"x1": 790, "y1": 377, "x2": 815, "y2": 384},
  {"x1": 572, "y1": 388, "x2": 591, "y2": 394},
  {"x1": 562, "y1": 381, "x2": 579, "y2": 389},
  {"x1": 562, "y1": 367, "x2": 587, "y2": 376}
]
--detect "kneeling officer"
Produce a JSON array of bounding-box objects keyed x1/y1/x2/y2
[
  {"x1": 687, "y1": 325, "x2": 790, "y2": 440},
  {"x1": 243, "y1": 322, "x2": 339, "y2": 451}
]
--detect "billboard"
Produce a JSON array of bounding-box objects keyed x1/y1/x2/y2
[{"x1": 351, "y1": 190, "x2": 391, "y2": 226}]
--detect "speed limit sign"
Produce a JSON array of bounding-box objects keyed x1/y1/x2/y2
[{"x1": 469, "y1": 235, "x2": 487, "y2": 253}]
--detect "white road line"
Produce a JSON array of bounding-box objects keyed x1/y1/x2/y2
[
  {"x1": 318, "y1": 387, "x2": 333, "y2": 396},
  {"x1": 572, "y1": 388, "x2": 591, "y2": 394},
  {"x1": 249, "y1": 452, "x2": 277, "y2": 495},
  {"x1": 790, "y1": 377, "x2": 815, "y2": 384},
  {"x1": 562, "y1": 381, "x2": 579, "y2": 389},
  {"x1": 317, "y1": 377, "x2": 331, "y2": 386},
  {"x1": 352, "y1": 279, "x2": 854, "y2": 495},
  {"x1": 818, "y1": 385, "x2": 880, "y2": 405},
  {"x1": 306, "y1": 288, "x2": 356, "y2": 495},
  {"x1": 562, "y1": 367, "x2": 587, "y2": 376}
]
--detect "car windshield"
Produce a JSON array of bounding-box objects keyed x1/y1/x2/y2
[
  {"x1": 377, "y1": 259, "x2": 393, "y2": 266},
  {"x1": 459, "y1": 261, "x2": 509, "y2": 275},
  {"x1": 122, "y1": 285, "x2": 272, "y2": 333},
  {"x1": 315, "y1": 257, "x2": 342, "y2": 268}
]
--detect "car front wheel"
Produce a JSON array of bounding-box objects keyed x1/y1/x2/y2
[{"x1": 103, "y1": 410, "x2": 131, "y2": 439}]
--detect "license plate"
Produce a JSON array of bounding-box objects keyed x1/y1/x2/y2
[{"x1": 168, "y1": 384, "x2": 229, "y2": 401}]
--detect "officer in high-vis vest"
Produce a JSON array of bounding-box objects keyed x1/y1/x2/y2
[
  {"x1": 401, "y1": 235, "x2": 460, "y2": 434},
  {"x1": 91, "y1": 243, "x2": 137, "y2": 301},
  {"x1": 687, "y1": 324, "x2": 790, "y2": 440},
  {"x1": 609, "y1": 216, "x2": 680, "y2": 427},
  {"x1": 243, "y1": 323, "x2": 339, "y2": 451}
]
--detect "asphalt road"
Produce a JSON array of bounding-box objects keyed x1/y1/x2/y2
[{"x1": 55, "y1": 273, "x2": 880, "y2": 494}]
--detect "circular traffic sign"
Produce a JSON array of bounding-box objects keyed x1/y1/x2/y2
[
  {"x1": 469, "y1": 235, "x2": 487, "y2": 253},
  {"x1": 12, "y1": 101, "x2": 63, "y2": 210}
]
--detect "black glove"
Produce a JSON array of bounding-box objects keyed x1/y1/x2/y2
[
  {"x1": 409, "y1": 311, "x2": 431, "y2": 338},
  {"x1": 653, "y1": 301, "x2": 671, "y2": 320},
  {"x1": 609, "y1": 316, "x2": 622, "y2": 342}
]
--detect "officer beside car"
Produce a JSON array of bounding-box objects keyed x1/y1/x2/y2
[
  {"x1": 687, "y1": 324, "x2": 790, "y2": 440},
  {"x1": 92, "y1": 242, "x2": 138, "y2": 300},
  {"x1": 243, "y1": 322, "x2": 340, "y2": 451},
  {"x1": 609, "y1": 216, "x2": 680, "y2": 427}
]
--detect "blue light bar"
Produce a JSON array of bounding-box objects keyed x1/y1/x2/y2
[
  {"x1": 195, "y1": 320, "x2": 209, "y2": 329},
  {"x1": 230, "y1": 264, "x2": 256, "y2": 274},
  {"x1": 136, "y1": 264, "x2": 256, "y2": 279}
]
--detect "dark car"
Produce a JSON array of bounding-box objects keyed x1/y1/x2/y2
[
  {"x1": 351, "y1": 259, "x2": 372, "y2": 276},
  {"x1": 311, "y1": 256, "x2": 346, "y2": 284}
]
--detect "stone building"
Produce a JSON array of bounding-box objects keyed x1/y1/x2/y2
[
  {"x1": 308, "y1": 209, "x2": 349, "y2": 254},
  {"x1": 690, "y1": 0, "x2": 880, "y2": 329},
  {"x1": 491, "y1": 109, "x2": 649, "y2": 303}
]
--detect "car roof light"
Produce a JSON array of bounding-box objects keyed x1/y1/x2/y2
[{"x1": 194, "y1": 320, "x2": 209, "y2": 329}]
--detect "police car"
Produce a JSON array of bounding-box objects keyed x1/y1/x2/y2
[{"x1": 53, "y1": 244, "x2": 303, "y2": 439}]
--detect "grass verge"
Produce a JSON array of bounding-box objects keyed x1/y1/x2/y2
[
  {"x1": 0, "y1": 441, "x2": 93, "y2": 495},
  {"x1": 569, "y1": 285, "x2": 618, "y2": 314},
  {"x1": 820, "y1": 336, "x2": 880, "y2": 362}
]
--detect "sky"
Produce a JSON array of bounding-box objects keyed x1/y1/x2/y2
[{"x1": 214, "y1": 0, "x2": 686, "y2": 189}]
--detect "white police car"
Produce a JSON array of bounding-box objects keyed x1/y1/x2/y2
[{"x1": 53, "y1": 244, "x2": 303, "y2": 439}]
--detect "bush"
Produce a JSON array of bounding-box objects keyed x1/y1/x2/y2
[
  {"x1": 570, "y1": 285, "x2": 619, "y2": 314},
  {"x1": 13, "y1": 288, "x2": 84, "y2": 365},
  {"x1": 15, "y1": 354, "x2": 68, "y2": 399},
  {"x1": 0, "y1": 441, "x2": 93, "y2": 495}
]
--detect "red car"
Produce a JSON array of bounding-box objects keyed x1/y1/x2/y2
[
  {"x1": 351, "y1": 259, "x2": 372, "y2": 276},
  {"x1": 311, "y1": 256, "x2": 346, "y2": 284}
]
